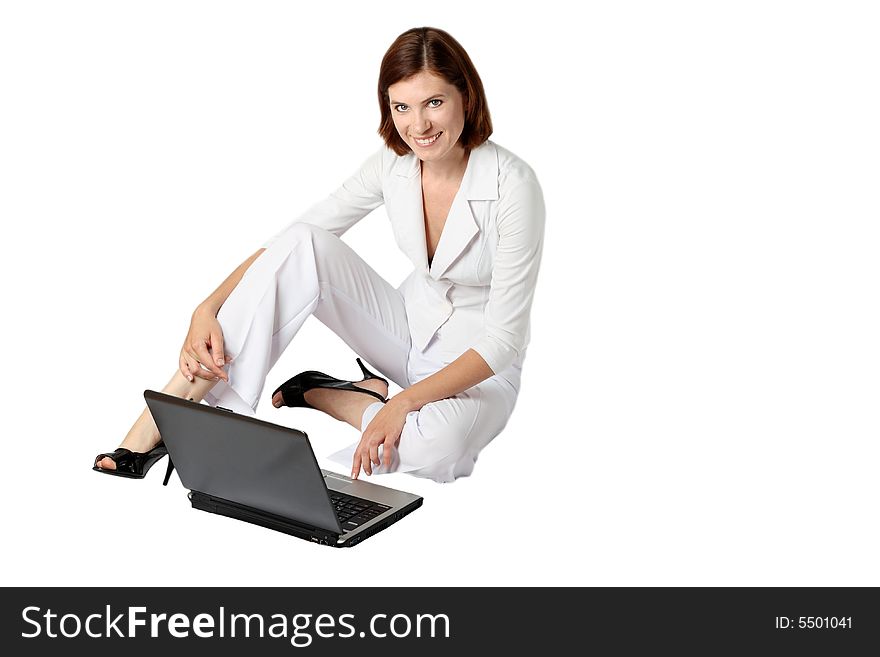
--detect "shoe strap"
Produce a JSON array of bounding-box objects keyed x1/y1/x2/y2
[
  {"x1": 94, "y1": 447, "x2": 136, "y2": 471},
  {"x1": 94, "y1": 447, "x2": 131, "y2": 462}
]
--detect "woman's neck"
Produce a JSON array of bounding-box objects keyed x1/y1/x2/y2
[{"x1": 420, "y1": 146, "x2": 469, "y2": 183}]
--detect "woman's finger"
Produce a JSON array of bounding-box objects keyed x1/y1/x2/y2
[
  {"x1": 351, "y1": 445, "x2": 363, "y2": 479},
  {"x1": 184, "y1": 342, "x2": 201, "y2": 367},
  {"x1": 354, "y1": 441, "x2": 368, "y2": 478},
  {"x1": 383, "y1": 437, "x2": 394, "y2": 468},
  {"x1": 369, "y1": 442, "x2": 381, "y2": 467},
  {"x1": 181, "y1": 350, "x2": 198, "y2": 380},
  {"x1": 184, "y1": 352, "x2": 220, "y2": 381},
  {"x1": 179, "y1": 354, "x2": 193, "y2": 382},
  {"x1": 210, "y1": 329, "x2": 226, "y2": 368},
  {"x1": 190, "y1": 339, "x2": 227, "y2": 381},
  {"x1": 362, "y1": 450, "x2": 373, "y2": 476}
]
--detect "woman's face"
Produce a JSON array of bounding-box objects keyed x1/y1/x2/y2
[{"x1": 388, "y1": 70, "x2": 466, "y2": 163}]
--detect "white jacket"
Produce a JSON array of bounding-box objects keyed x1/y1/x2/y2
[{"x1": 262, "y1": 140, "x2": 545, "y2": 389}]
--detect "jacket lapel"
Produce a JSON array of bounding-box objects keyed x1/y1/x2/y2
[
  {"x1": 385, "y1": 140, "x2": 500, "y2": 278},
  {"x1": 429, "y1": 141, "x2": 500, "y2": 279},
  {"x1": 387, "y1": 152, "x2": 429, "y2": 271},
  {"x1": 428, "y1": 194, "x2": 478, "y2": 279}
]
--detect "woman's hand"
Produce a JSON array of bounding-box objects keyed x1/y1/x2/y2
[
  {"x1": 352, "y1": 398, "x2": 410, "y2": 479},
  {"x1": 179, "y1": 306, "x2": 230, "y2": 383}
]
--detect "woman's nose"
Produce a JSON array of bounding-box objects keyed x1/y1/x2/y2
[{"x1": 412, "y1": 112, "x2": 431, "y2": 135}]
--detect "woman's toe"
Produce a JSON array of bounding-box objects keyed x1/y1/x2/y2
[
  {"x1": 97, "y1": 456, "x2": 116, "y2": 470},
  {"x1": 272, "y1": 392, "x2": 283, "y2": 407}
]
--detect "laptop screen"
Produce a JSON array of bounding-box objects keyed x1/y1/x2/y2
[{"x1": 144, "y1": 391, "x2": 342, "y2": 533}]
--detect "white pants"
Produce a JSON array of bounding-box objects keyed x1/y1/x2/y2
[{"x1": 202, "y1": 223, "x2": 519, "y2": 482}]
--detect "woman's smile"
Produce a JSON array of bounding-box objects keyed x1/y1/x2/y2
[
  {"x1": 413, "y1": 131, "x2": 443, "y2": 147},
  {"x1": 388, "y1": 70, "x2": 466, "y2": 169}
]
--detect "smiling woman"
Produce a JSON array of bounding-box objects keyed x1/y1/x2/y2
[
  {"x1": 93, "y1": 26, "x2": 545, "y2": 484},
  {"x1": 389, "y1": 77, "x2": 465, "y2": 160},
  {"x1": 388, "y1": 71, "x2": 469, "y2": 266},
  {"x1": 378, "y1": 27, "x2": 492, "y2": 158}
]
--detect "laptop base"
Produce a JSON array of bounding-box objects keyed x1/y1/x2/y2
[{"x1": 188, "y1": 490, "x2": 423, "y2": 548}]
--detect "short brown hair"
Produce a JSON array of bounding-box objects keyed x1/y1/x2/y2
[{"x1": 377, "y1": 27, "x2": 493, "y2": 155}]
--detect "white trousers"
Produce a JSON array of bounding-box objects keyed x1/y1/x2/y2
[{"x1": 202, "y1": 223, "x2": 518, "y2": 482}]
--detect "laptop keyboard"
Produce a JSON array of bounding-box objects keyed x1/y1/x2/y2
[{"x1": 329, "y1": 491, "x2": 391, "y2": 533}]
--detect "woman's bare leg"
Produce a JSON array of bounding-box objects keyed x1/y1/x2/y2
[
  {"x1": 272, "y1": 379, "x2": 388, "y2": 430},
  {"x1": 95, "y1": 371, "x2": 221, "y2": 470}
]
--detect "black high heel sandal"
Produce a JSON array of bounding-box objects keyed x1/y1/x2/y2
[
  {"x1": 93, "y1": 443, "x2": 176, "y2": 485},
  {"x1": 272, "y1": 357, "x2": 388, "y2": 409}
]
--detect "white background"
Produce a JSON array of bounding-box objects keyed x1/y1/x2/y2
[{"x1": 1, "y1": 1, "x2": 877, "y2": 586}]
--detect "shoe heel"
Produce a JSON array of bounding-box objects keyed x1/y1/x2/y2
[
  {"x1": 356, "y1": 358, "x2": 387, "y2": 384},
  {"x1": 163, "y1": 457, "x2": 175, "y2": 486}
]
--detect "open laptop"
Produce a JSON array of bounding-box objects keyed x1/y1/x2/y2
[{"x1": 144, "y1": 390, "x2": 423, "y2": 547}]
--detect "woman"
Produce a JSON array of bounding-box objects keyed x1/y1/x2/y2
[{"x1": 93, "y1": 26, "x2": 545, "y2": 483}]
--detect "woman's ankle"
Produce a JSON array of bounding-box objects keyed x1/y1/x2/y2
[{"x1": 119, "y1": 409, "x2": 162, "y2": 452}]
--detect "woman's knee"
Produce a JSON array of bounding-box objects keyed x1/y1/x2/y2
[
  {"x1": 269, "y1": 222, "x2": 330, "y2": 287},
  {"x1": 273, "y1": 220, "x2": 336, "y2": 252},
  {"x1": 285, "y1": 221, "x2": 342, "y2": 247},
  {"x1": 277, "y1": 221, "x2": 349, "y2": 267},
  {"x1": 399, "y1": 386, "x2": 513, "y2": 482},
  {"x1": 403, "y1": 399, "x2": 478, "y2": 468}
]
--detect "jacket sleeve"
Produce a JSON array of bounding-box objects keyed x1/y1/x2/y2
[
  {"x1": 261, "y1": 148, "x2": 386, "y2": 248},
  {"x1": 471, "y1": 176, "x2": 546, "y2": 374}
]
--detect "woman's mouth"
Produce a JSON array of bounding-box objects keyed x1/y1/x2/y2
[{"x1": 413, "y1": 131, "x2": 443, "y2": 147}]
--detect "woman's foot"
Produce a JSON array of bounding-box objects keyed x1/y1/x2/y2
[
  {"x1": 96, "y1": 369, "x2": 221, "y2": 471},
  {"x1": 272, "y1": 378, "x2": 389, "y2": 428},
  {"x1": 94, "y1": 407, "x2": 162, "y2": 471}
]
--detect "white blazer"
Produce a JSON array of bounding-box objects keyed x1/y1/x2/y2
[{"x1": 263, "y1": 140, "x2": 545, "y2": 390}]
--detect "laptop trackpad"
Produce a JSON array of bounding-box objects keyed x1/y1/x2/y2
[{"x1": 324, "y1": 474, "x2": 354, "y2": 492}]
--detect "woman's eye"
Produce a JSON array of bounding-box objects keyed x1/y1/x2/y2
[
  {"x1": 428, "y1": 99, "x2": 442, "y2": 108},
  {"x1": 394, "y1": 104, "x2": 409, "y2": 112}
]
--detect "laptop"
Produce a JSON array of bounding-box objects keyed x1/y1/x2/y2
[{"x1": 144, "y1": 390, "x2": 423, "y2": 547}]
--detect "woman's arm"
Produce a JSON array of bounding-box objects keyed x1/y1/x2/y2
[
  {"x1": 470, "y1": 177, "x2": 546, "y2": 374},
  {"x1": 180, "y1": 248, "x2": 265, "y2": 381},
  {"x1": 195, "y1": 248, "x2": 266, "y2": 318},
  {"x1": 390, "y1": 348, "x2": 493, "y2": 413},
  {"x1": 351, "y1": 350, "x2": 492, "y2": 478}
]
